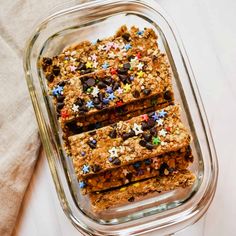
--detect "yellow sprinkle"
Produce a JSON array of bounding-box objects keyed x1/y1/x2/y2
[
  {"x1": 133, "y1": 183, "x2": 140, "y2": 187},
  {"x1": 120, "y1": 187, "x2": 126, "y2": 191},
  {"x1": 123, "y1": 84, "x2": 131, "y2": 92},
  {"x1": 137, "y1": 71, "x2": 144, "y2": 78},
  {"x1": 64, "y1": 60, "x2": 68, "y2": 64},
  {"x1": 86, "y1": 61, "x2": 93, "y2": 69}
]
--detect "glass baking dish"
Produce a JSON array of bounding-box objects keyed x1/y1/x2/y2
[{"x1": 23, "y1": 0, "x2": 218, "y2": 235}]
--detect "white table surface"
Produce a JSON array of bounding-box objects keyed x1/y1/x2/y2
[{"x1": 11, "y1": 0, "x2": 236, "y2": 235}]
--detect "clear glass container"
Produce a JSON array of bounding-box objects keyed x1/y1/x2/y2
[{"x1": 23, "y1": 0, "x2": 218, "y2": 235}]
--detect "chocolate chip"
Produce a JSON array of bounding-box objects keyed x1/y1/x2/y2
[
  {"x1": 122, "y1": 132, "x2": 130, "y2": 140},
  {"x1": 112, "y1": 158, "x2": 121, "y2": 165},
  {"x1": 145, "y1": 142, "x2": 154, "y2": 150},
  {"x1": 57, "y1": 102, "x2": 64, "y2": 110},
  {"x1": 118, "y1": 74, "x2": 129, "y2": 83},
  {"x1": 164, "y1": 91, "x2": 172, "y2": 101},
  {"x1": 117, "y1": 68, "x2": 128, "y2": 75},
  {"x1": 75, "y1": 98, "x2": 84, "y2": 106},
  {"x1": 92, "y1": 164, "x2": 101, "y2": 173},
  {"x1": 128, "y1": 55, "x2": 135, "y2": 61},
  {"x1": 43, "y1": 57, "x2": 52, "y2": 65},
  {"x1": 128, "y1": 129, "x2": 135, "y2": 137},
  {"x1": 52, "y1": 66, "x2": 60, "y2": 76},
  {"x1": 93, "y1": 97, "x2": 100, "y2": 105},
  {"x1": 66, "y1": 122, "x2": 83, "y2": 134},
  {"x1": 126, "y1": 173, "x2": 133, "y2": 181},
  {"x1": 87, "y1": 141, "x2": 96, "y2": 149},
  {"x1": 109, "y1": 129, "x2": 117, "y2": 138},
  {"x1": 132, "y1": 90, "x2": 140, "y2": 98},
  {"x1": 113, "y1": 82, "x2": 120, "y2": 91},
  {"x1": 79, "y1": 105, "x2": 88, "y2": 112},
  {"x1": 122, "y1": 33, "x2": 131, "y2": 42},
  {"x1": 86, "y1": 78, "x2": 96, "y2": 87},
  {"x1": 141, "y1": 121, "x2": 149, "y2": 130},
  {"x1": 147, "y1": 119, "x2": 156, "y2": 128},
  {"x1": 142, "y1": 133, "x2": 152, "y2": 142},
  {"x1": 97, "y1": 81, "x2": 107, "y2": 89},
  {"x1": 139, "y1": 139, "x2": 147, "y2": 147},
  {"x1": 57, "y1": 95, "x2": 65, "y2": 102},
  {"x1": 77, "y1": 62, "x2": 86, "y2": 70},
  {"x1": 82, "y1": 83, "x2": 88, "y2": 92},
  {"x1": 98, "y1": 92, "x2": 104, "y2": 102},
  {"x1": 159, "y1": 163, "x2": 169, "y2": 175},
  {"x1": 150, "y1": 127, "x2": 157, "y2": 136},
  {"x1": 123, "y1": 63, "x2": 131, "y2": 70},
  {"x1": 104, "y1": 77, "x2": 112, "y2": 85},
  {"x1": 95, "y1": 103, "x2": 103, "y2": 110},
  {"x1": 143, "y1": 89, "x2": 151, "y2": 95},
  {"x1": 46, "y1": 74, "x2": 54, "y2": 82},
  {"x1": 58, "y1": 81, "x2": 66, "y2": 87},
  {"x1": 128, "y1": 196, "x2": 135, "y2": 202}
]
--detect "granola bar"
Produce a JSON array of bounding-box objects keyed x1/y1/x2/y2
[
  {"x1": 89, "y1": 170, "x2": 196, "y2": 212},
  {"x1": 80, "y1": 146, "x2": 193, "y2": 194},
  {"x1": 41, "y1": 25, "x2": 173, "y2": 124},
  {"x1": 69, "y1": 105, "x2": 191, "y2": 179}
]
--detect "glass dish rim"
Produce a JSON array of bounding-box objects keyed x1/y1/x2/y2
[{"x1": 23, "y1": 0, "x2": 218, "y2": 235}]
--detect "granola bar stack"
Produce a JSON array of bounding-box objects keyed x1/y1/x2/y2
[{"x1": 41, "y1": 26, "x2": 195, "y2": 211}]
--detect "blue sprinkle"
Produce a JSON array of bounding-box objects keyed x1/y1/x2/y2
[
  {"x1": 108, "y1": 157, "x2": 114, "y2": 163},
  {"x1": 102, "y1": 98, "x2": 110, "y2": 104},
  {"x1": 130, "y1": 76, "x2": 134, "y2": 81},
  {"x1": 81, "y1": 151, "x2": 86, "y2": 157},
  {"x1": 133, "y1": 161, "x2": 142, "y2": 169},
  {"x1": 152, "y1": 112, "x2": 159, "y2": 121},
  {"x1": 106, "y1": 86, "x2": 113, "y2": 94},
  {"x1": 108, "y1": 93, "x2": 116, "y2": 101},
  {"x1": 102, "y1": 62, "x2": 109, "y2": 69},
  {"x1": 79, "y1": 181, "x2": 86, "y2": 188},
  {"x1": 158, "y1": 110, "x2": 167, "y2": 118},
  {"x1": 124, "y1": 43, "x2": 132, "y2": 51},
  {"x1": 86, "y1": 100, "x2": 94, "y2": 109},
  {"x1": 92, "y1": 139, "x2": 97, "y2": 144},
  {"x1": 137, "y1": 30, "x2": 144, "y2": 35},
  {"x1": 82, "y1": 165, "x2": 90, "y2": 174}
]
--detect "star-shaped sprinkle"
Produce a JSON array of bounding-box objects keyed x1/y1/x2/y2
[
  {"x1": 161, "y1": 141, "x2": 167, "y2": 146},
  {"x1": 137, "y1": 71, "x2": 144, "y2": 78},
  {"x1": 82, "y1": 165, "x2": 90, "y2": 174},
  {"x1": 117, "y1": 87, "x2": 123, "y2": 94},
  {"x1": 153, "y1": 137, "x2": 161, "y2": 145},
  {"x1": 166, "y1": 126, "x2": 171, "y2": 132},
  {"x1": 110, "y1": 68, "x2": 117, "y2": 75},
  {"x1": 123, "y1": 84, "x2": 131, "y2": 93},
  {"x1": 86, "y1": 61, "x2": 93, "y2": 69},
  {"x1": 137, "y1": 30, "x2": 144, "y2": 35},
  {"x1": 71, "y1": 50, "x2": 76, "y2": 56},
  {"x1": 79, "y1": 181, "x2": 86, "y2": 188},
  {"x1": 86, "y1": 100, "x2": 94, "y2": 109},
  {"x1": 102, "y1": 98, "x2": 110, "y2": 104},
  {"x1": 137, "y1": 62, "x2": 144, "y2": 70},
  {"x1": 108, "y1": 51, "x2": 115, "y2": 59},
  {"x1": 116, "y1": 100, "x2": 123, "y2": 107},
  {"x1": 98, "y1": 45, "x2": 105, "y2": 51},
  {"x1": 124, "y1": 43, "x2": 132, "y2": 51},
  {"x1": 102, "y1": 62, "x2": 109, "y2": 69},
  {"x1": 108, "y1": 93, "x2": 116, "y2": 100},
  {"x1": 70, "y1": 65, "x2": 77, "y2": 72},
  {"x1": 141, "y1": 114, "x2": 149, "y2": 121},
  {"x1": 106, "y1": 86, "x2": 113, "y2": 94},
  {"x1": 61, "y1": 109, "x2": 69, "y2": 119},
  {"x1": 72, "y1": 104, "x2": 79, "y2": 112},
  {"x1": 133, "y1": 123, "x2": 143, "y2": 135},
  {"x1": 113, "y1": 43, "x2": 119, "y2": 50},
  {"x1": 91, "y1": 39, "x2": 98, "y2": 45},
  {"x1": 156, "y1": 119, "x2": 164, "y2": 126},
  {"x1": 108, "y1": 147, "x2": 118, "y2": 158},
  {"x1": 158, "y1": 110, "x2": 167, "y2": 118},
  {"x1": 152, "y1": 112, "x2": 159, "y2": 121},
  {"x1": 137, "y1": 52, "x2": 142, "y2": 59},
  {"x1": 52, "y1": 85, "x2": 63, "y2": 96},
  {"x1": 91, "y1": 53, "x2": 97, "y2": 61},
  {"x1": 91, "y1": 86, "x2": 100, "y2": 97},
  {"x1": 159, "y1": 129, "x2": 167, "y2": 137},
  {"x1": 93, "y1": 61, "x2": 98, "y2": 68}
]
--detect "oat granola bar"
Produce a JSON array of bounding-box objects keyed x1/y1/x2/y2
[
  {"x1": 80, "y1": 146, "x2": 193, "y2": 194},
  {"x1": 89, "y1": 170, "x2": 196, "y2": 212},
  {"x1": 69, "y1": 105, "x2": 191, "y2": 179},
  {"x1": 41, "y1": 25, "x2": 173, "y2": 124}
]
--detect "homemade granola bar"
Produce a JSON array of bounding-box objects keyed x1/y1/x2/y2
[
  {"x1": 89, "y1": 170, "x2": 196, "y2": 212},
  {"x1": 80, "y1": 146, "x2": 193, "y2": 194},
  {"x1": 69, "y1": 105, "x2": 191, "y2": 179},
  {"x1": 41, "y1": 25, "x2": 173, "y2": 125}
]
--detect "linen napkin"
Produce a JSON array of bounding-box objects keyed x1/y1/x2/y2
[{"x1": 0, "y1": 35, "x2": 41, "y2": 235}]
